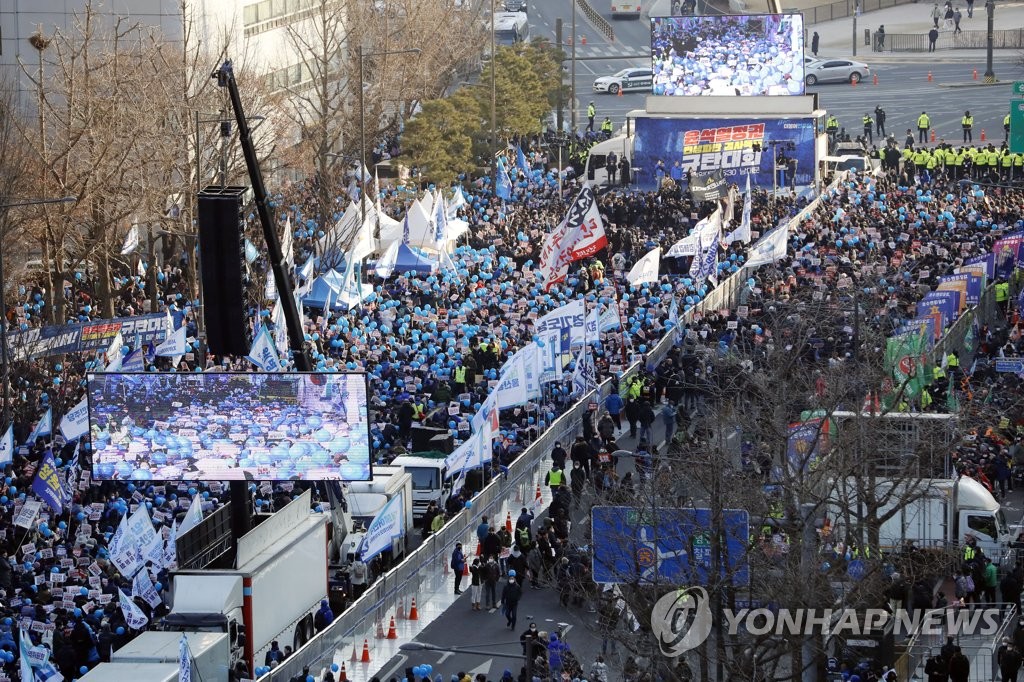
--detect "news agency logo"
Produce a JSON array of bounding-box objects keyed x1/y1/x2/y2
[
  {"x1": 650, "y1": 587, "x2": 712, "y2": 656},
  {"x1": 650, "y1": 594, "x2": 1003, "y2": 657}
]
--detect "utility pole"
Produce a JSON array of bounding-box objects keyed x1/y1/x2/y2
[
  {"x1": 570, "y1": 1, "x2": 577, "y2": 132},
  {"x1": 984, "y1": 0, "x2": 996, "y2": 82},
  {"x1": 555, "y1": 18, "x2": 564, "y2": 133},
  {"x1": 852, "y1": 2, "x2": 859, "y2": 57},
  {"x1": 491, "y1": 0, "x2": 497, "y2": 185}
]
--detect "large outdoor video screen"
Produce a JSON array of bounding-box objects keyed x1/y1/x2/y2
[
  {"x1": 87, "y1": 372, "x2": 371, "y2": 481},
  {"x1": 651, "y1": 14, "x2": 805, "y2": 96}
]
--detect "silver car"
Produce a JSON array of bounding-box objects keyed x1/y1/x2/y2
[
  {"x1": 804, "y1": 59, "x2": 870, "y2": 85},
  {"x1": 592, "y1": 68, "x2": 653, "y2": 95}
]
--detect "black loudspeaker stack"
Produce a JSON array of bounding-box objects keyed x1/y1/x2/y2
[{"x1": 197, "y1": 186, "x2": 249, "y2": 356}]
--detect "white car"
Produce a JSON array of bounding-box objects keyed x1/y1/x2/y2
[
  {"x1": 805, "y1": 58, "x2": 871, "y2": 85},
  {"x1": 593, "y1": 68, "x2": 653, "y2": 95}
]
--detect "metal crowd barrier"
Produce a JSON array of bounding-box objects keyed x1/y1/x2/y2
[{"x1": 265, "y1": 374, "x2": 619, "y2": 681}]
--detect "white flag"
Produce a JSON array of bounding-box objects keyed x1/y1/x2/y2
[
  {"x1": 537, "y1": 183, "x2": 607, "y2": 290},
  {"x1": 0, "y1": 424, "x2": 13, "y2": 467},
  {"x1": 361, "y1": 493, "x2": 405, "y2": 562},
  {"x1": 155, "y1": 325, "x2": 187, "y2": 357},
  {"x1": 19, "y1": 627, "x2": 34, "y2": 682},
  {"x1": 571, "y1": 345, "x2": 597, "y2": 395},
  {"x1": 121, "y1": 224, "x2": 140, "y2": 255},
  {"x1": 626, "y1": 247, "x2": 661, "y2": 287},
  {"x1": 110, "y1": 516, "x2": 143, "y2": 578},
  {"x1": 164, "y1": 520, "x2": 178, "y2": 570},
  {"x1": 725, "y1": 175, "x2": 752, "y2": 244},
  {"x1": 533, "y1": 298, "x2": 586, "y2": 346},
  {"x1": 281, "y1": 215, "x2": 295, "y2": 271},
  {"x1": 665, "y1": 214, "x2": 720, "y2": 258},
  {"x1": 745, "y1": 225, "x2": 789, "y2": 269},
  {"x1": 28, "y1": 407, "x2": 52, "y2": 443},
  {"x1": 246, "y1": 325, "x2": 284, "y2": 372},
  {"x1": 179, "y1": 634, "x2": 192, "y2": 682},
  {"x1": 178, "y1": 495, "x2": 204, "y2": 535},
  {"x1": 58, "y1": 398, "x2": 89, "y2": 442},
  {"x1": 119, "y1": 589, "x2": 149, "y2": 630},
  {"x1": 133, "y1": 568, "x2": 163, "y2": 609}
]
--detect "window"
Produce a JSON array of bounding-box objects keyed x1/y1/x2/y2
[
  {"x1": 967, "y1": 514, "x2": 997, "y2": 540},
  {"x1": 407, "y1": 467, "x2": 440, "y2": 491}
]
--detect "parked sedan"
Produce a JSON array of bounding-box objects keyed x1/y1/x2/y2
[
  {"x1": 804, "y1": 59, "x2": 870, "y2": 85},
  {"x1": 593, "y1": 68, "x2": 653, "y2": 95}
]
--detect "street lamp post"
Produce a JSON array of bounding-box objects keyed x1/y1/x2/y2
[
  {"x1": 357, "y1": 47, "x2": 420, "y2": 228},
  {"x1": 0, "y1": 196, "x2": 76, "y2": 424},
  {"x1": 984, "y1": 0, "x2": 996, "y2": 82}
]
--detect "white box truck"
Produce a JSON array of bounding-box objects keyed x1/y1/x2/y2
[
  {"x1": 109, "y1": 631, "x2": 228, "y2": 681},
  {"x1": 827, "y1": 476, "x2": 1014, "y2": 562},
  {"x1": 78, "y1": 661, "x2": 179, "y2": 682},
  {"x1": 163, "y1": 490, "x2": 328, "y2": 675},
  {"x1": 340, "y1": 466, "x2": 414, "y2": 563},
  {"x1": 389, "y1": 455, "x2": 449, "y2": 523}
]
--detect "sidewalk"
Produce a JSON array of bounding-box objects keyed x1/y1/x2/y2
[{"x1": 807, "y1": 0, "x2": 1024, "y2": 61}]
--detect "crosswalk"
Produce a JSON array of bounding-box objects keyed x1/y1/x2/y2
[{"x1": 572, "y1": 43, "x2": 650, "y2": 60}]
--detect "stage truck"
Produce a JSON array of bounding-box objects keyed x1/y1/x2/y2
[
  {"x1": 161, "y1": 490, "x2": 329, "y2": 676},
  {"x1": 583, "y1": 95, "x2": 829, "y2": 196}
]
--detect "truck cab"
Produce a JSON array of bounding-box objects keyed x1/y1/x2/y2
[{"x1": 389, "y1": 455, "x2": 449, "y2": 524}]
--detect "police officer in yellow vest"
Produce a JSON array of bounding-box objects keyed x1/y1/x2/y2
[
  {"x1": 996, "y1": 278, "x2": 1010, "y2": 315},
  {"x1": 545, "y1": 465, "x2": 565, "y2": 489},
  {"x1": 961, "y1": 110, "x2": 974, "y2": 143},
  {"x1": 587, "y1": 101, "x2": 596, "y2": 133},
  {"x1": 826, "y1": 115, "x2": 839, "y2": 143},
  {"x1": 863, "y1": 113, "x2": 873, "y2": 144},
  {"x1": 963, "y1": 536, "x2": 978, "y2": 564},
  {"x1": 454, "y1": 364, "x2": 467, "y2": 394},
  {"x1": 600, "y1": 117, "x2": 613, "y2": 136},
  {"x1": 917, "y1": 111, "x2": 931, "y2": 144}
]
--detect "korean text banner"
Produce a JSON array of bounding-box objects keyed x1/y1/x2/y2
[
  {"x1": 7, "y1": 313, "x2": 170, "y2": 360},
  {"x1": 632, "y1": 117, "x2": 815, "y2": 192},
  {"x1": 87, "y1": 372, "x2": 371, "y2": 481}
]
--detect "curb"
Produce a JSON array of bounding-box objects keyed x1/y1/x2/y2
[{"x1": 938, "y1": 80, "x2": 1013, "y2": 88}]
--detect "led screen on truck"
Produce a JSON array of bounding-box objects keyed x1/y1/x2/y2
[
  {"x1": 651, "y1": 14, "x2": 805, "y2": 96},
  {"x1": 87, "y1": 372, "x2": 371, "y2": 481}
]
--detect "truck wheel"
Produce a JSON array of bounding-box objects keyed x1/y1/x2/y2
[{"x1": 294, "y1": 615, "x2": 314, "y2": 649}]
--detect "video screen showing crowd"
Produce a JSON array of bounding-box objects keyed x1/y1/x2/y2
[
  {"x1": 87, "y1": 372, "x2": 371, "y2": 482},
  {"x1": 651, "y1": 14, "x2": 805, "y2": 97}
]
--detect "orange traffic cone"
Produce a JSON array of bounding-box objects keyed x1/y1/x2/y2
[
  {"x1": 974, "y1": 68, "x2": 979, "y2": 80},
  {"x1": 927, "y1": 71, "x2": 933, "y2": 82},
  {"x1": 339, "y1": 663, "x2": 349, "y2": 682},
  {"x1": 409, "y1": 597, "x2": 419, "y2": 620},
  {"x1": 851, "y1": 78, "x2": 857, "y2": 87},
  {"x1": 361, "y1": 639, "x2": 371, "y2": 663},
  {"x1": 872, "y1": 74, "x2": 878, "y2": 86},
  {"x1": 376, "y1": 619, "x2": 386, "y2": 638},
  {"x1": 387, "y1": 616, "x2": 398, "y2": 639},
  {"x1": 617, "y1": 88, "x2": 623, "y2": 97},
  {"x1": 505, "y1": 512, "x2": 513, "y2": 533},
  {"x1": 931, "y1": 129, "x2": 936, "y2": 143},
  {"x1": 442, "y1": 556, "x2": 450, "y2": 574},
  {"x1": 581, "y1": 34, "x2": 587, "y2": 45},
  {"x1": 475, "y1": 542, "x2": 482, "y2": 556},
  {"x1": 981, "y1": 129, "x2": 987, "y2": 141},
  {"x1": 351, "y1": 641, "x2": 359, "y2": 663},
  {"x1": 463, "y1": 560, "x2": 470, "y2": 577},
  {"x1": 534, "y1": 484, "x2": 542, "y2": 502}
]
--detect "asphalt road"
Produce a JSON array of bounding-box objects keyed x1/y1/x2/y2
[{"x1": 525, "y1": 3, "x2": 1023, "y2": 140}]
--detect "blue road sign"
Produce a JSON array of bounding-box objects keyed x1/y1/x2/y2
[
  {"x1": 995, "y1": 357, "x2": 1024, "y2": 373},
  {"x1": 591, "y1": 506, "x2": 750, "y2": 586}
]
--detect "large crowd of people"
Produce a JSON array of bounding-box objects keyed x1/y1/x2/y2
[{"x1": 3, "y1": 110, "x2": 1024, "y2": 681}]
